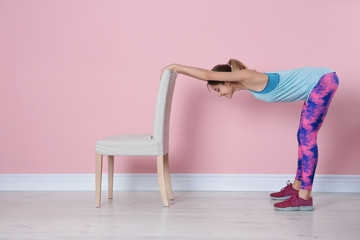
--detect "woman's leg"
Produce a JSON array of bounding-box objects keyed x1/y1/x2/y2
[{"x1": 295, "y1": 72, "x2": 339, "y2": 199}]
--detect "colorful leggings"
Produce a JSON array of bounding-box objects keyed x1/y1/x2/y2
[{"x1": 295, "y1": 72, "x2": 339, "y2": 190}]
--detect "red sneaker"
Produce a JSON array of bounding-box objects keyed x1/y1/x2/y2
[
  {"x1": 274, "y1": 192, "x2": 314, "y2": 211},
  {"x1": 270, "y1": 180, "x2": 298, "y2": 200}
]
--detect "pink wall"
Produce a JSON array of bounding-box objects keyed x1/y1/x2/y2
[{"x1": 1, "y1": 0, "x2": 359, "y2": 174}]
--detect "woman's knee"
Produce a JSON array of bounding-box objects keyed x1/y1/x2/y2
[{"x1": 297, "y1": 127, "x2": 318, "y2": 147}]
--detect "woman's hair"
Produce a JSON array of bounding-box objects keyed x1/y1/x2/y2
[{"x1": 207, "y1": 59, "x2": 247, "y2": 86}]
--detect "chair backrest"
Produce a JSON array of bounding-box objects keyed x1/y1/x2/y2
[{"x1": 153, "y1": 70, "x2": 178, "y2": 154}]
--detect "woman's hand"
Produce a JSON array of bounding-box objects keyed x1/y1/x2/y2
[{"x1": 161, "y1": 64, "x2": 176, "y2": 79}]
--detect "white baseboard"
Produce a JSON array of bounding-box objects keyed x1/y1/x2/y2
[{"x1": 0, "y1": 174, "x2": 359, "y2": 192}]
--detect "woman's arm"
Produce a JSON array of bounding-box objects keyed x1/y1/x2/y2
[{"x1": 161, "y1": 64, "x2": 252, "y2": 82}]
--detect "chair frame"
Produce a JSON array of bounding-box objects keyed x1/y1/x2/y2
[{"x1": 95, "y1": 152, "x2": 174, "y2": 207}]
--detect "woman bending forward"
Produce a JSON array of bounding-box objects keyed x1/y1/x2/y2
[{"x1": 162, "y1": 59, "x2": 339, "y2": 211}]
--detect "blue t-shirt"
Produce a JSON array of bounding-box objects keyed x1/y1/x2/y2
[{"x1": 249, "y1": 66, "x2": 334, "y2": 102}]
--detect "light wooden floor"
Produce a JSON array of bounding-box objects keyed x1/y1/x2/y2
[{"x1": 0, "y1": 191, "x2": 359, "y2": 239}]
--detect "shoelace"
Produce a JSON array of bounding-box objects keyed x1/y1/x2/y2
[
  {"x1": 287, "y1": 192, "x2": 300, "y2": 207},
  {"x1": 280, "y1": 180, "x2": 292, "y2": 192}
]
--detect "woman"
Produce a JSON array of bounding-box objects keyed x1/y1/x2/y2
[{"x1": 161, "y1": 59, "x2": 339, "y2": 211}]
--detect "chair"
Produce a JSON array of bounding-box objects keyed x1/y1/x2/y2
[{"x1": 95, "y1": 70, "x2": 178, "y2": 207}]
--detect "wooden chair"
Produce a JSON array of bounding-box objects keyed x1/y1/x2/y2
[{"x1": 95, "y1": 70, "x2": 177, "y2": 207}]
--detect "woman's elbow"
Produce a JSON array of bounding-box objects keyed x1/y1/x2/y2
[{"x1": 204, "y1": 70, "x2": 217, "y2": 81}]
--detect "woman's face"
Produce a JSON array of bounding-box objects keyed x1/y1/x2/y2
[{"x1": 210, "y1": 82, "x2": 234, "y2": 99}]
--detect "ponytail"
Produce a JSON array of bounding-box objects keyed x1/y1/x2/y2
[{"x1": 227, "y1": 58, "x2": 247, "y2": 71}]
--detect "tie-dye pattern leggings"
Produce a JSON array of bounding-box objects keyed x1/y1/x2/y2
[{"x1": 295, "y1": 72, "x2": 339, "y2": 191}]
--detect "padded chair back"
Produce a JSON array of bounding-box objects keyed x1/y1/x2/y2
[{"x1": 153, "y1": 70, "x2": 178, "y2": 155}]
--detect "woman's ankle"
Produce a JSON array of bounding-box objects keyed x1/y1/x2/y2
[
  {"x1": 299, "y1": 189, "x2": 312, "y2": 200},
  {"x1": 292, "y1": 180, "x2": 301, "y2": 191}
]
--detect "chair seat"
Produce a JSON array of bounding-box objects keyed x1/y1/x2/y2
[{"x1": 95, "y1": 134, "x2": 163, "y2": 156}]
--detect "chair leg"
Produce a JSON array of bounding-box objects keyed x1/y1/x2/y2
[
  {"x1": 95, "y1": 152, "x2": 103, "y2": 208},
  {"x1": 164, "y1": 153, "x2": 174, "y2": 200},
  {"x1": 157, "y1": 155, "x2": 169, "y2": 207},
  {"x1": 108, "y1": 155, "x2": 114, "y2": 199}
]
